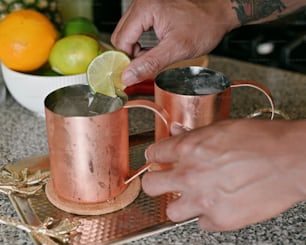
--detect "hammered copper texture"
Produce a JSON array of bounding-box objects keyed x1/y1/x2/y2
[{"x1": 8, "y1": 142, "x2": 182, "y2": 244}]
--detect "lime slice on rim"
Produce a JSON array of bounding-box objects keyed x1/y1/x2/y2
[{"x1": 87, "y1": 50, "x2": 130, "y2": 97}]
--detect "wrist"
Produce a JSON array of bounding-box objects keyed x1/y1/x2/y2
[
  {"x1": 222, "y1": 0, "x2": 242, "y2": 31},
  {"x1": 228, "y1": 0, "x2": 287, "y2": 25}
]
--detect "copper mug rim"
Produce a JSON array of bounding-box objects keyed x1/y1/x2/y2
[{"x1": 155, "y1": 66, "x2": 230, "y2": 97}]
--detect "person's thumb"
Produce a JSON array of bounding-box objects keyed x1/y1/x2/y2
[{"x1": 121, "y1": 54, "x2": 161, "y2": 86}]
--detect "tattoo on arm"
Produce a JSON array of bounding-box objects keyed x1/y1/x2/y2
[{"x1": 231, "y1": 0, "x2": 286, "y2": 24}]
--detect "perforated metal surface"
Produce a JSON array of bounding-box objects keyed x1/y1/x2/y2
[{"x1": 7, "y1": 142, "x2": 186, "y2": 244}]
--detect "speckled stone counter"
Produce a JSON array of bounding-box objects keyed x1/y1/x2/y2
[{"x1": 0, "y1": 56, "x2": 305, "y2": 244}]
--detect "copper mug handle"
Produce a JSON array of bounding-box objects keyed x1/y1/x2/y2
[
  {"x1": 231, "y1": 80, "x2": 275, "y2": 120},
  {"x1": 123, "y1": 100, "x2": 171, "y2": 184}
]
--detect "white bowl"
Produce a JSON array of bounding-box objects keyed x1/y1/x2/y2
[{"x1": 1, "y1": 63, "x2": 88, "y2": 116}]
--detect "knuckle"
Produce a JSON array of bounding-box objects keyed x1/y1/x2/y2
[
  {"x1": 141, "y1": 56, "x2": 163, "y2": 76},
  {"x1": 176, "y1": 168, "x2": 197, "y2": 187},
  {"x1": 211, "y1": 217, "x2": 237, "y2": 231},
  {"x1": 198, "y1": 212, "x2": 231, "y2": 231},
  {"x1": 110, "y1": 32, "x2": 123, "y2": 49},
  {"x1": 175, "y1": 36, "x2": 201, "y2": 58},
  {"x1": 197, "y1": 191, "x2": 221, "y2": 211},
  {"x1": 200, "y1": 202, "x2": 238, "y2": 231},
  {"x1": 174, "y1": 136, "x2": 195, "y2": 158},
  {"x1": 166, "y1": 204, "x2": 180, "y2": 222},
  {"x1": 198, "y1": 216, "x2": 230, "y2": 232},
  {"x1": 110, "y1": 35, "x2": 117, "y2": 47}
]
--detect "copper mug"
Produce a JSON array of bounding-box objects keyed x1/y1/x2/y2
[
  {"x1": 155, "y1": 66, "x2": 275, "y2": 140},
  {"x1": 44, "y1": 84, "x2": 170, "y2": 207}
]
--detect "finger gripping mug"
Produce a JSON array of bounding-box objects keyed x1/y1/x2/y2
[{"x1": 44, "y1": 84, "x2": 170, "y2": 215}]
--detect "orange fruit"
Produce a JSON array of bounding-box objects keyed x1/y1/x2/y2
[{"x1": 0, "y1": 9, "x2": 58, "y2": 72}]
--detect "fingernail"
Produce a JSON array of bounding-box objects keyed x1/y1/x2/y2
[
  {"x1": 122, "y1": 70, "x2": 137, "y2": 86},
  {"x1": 144, "y1": 148, "x2": 150, "y2": 161},
  {"x1": 171, "y1": 121, "x2": 184, "y2": 130},
  {"x1": 170, "y1": 121, "x2": 187, "y2": 135},
  {"x1": 171, "y1": 121, "x2": 191, "y2": 132}
]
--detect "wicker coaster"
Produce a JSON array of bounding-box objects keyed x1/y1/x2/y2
[{"x1": 45, "y1": 177, "x2": 141, "y2": 215}]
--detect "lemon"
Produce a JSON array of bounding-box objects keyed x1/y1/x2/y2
[
  {"x1": 63, "y1": 17, "x2": 99, "y2": 38},
  {"x1": 49, "y1": 34, "x2": 100, "y2": 75},
  {"x1": 87, "y1": 50, "x2": 130, "y2": 97}
]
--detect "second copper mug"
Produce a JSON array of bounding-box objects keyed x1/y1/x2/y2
[
  {"x1": 44, "y1": 84, "x2": 170, "y2": 206},
  {"x1": 155, "y1": 66, "x2": 275, "y2": 140}
]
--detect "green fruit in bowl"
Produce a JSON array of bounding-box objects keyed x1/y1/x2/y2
[
  {"x1": 49, "y1": 34, "x2": 100, "y2": 75},
  {"x1": 0, "y1": 0, "x2": 63, "y2": 31},
  {"x1": 63, "y1": 16, "x2": 99, "y2": 38}
]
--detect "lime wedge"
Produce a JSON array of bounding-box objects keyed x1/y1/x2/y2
[{"x1": 87, "y1": 50, "x2": 130, "y2": 97}]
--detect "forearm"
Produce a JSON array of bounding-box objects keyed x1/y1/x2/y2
[{"x1": 230, "y1": 0, "x2": 306, "y2": 25}]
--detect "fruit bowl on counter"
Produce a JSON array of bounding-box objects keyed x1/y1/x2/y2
[
  {"x1": 0, "y1": 10, "x2": 110, "y2": 117},
  {"x1": 1, "y1": 63, "x2": 88, "y2": 116}
]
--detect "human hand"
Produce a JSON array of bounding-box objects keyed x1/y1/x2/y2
[
  {"x1": 111, "y1": 0, "x2": 239, "y2": 86},
  {"x1": 143, "y1": 119, "x2": 306, "y2": 231}
]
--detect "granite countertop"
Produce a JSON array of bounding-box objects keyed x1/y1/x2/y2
[{"x1": 0, "y1": 56, "x2": 305, "y2": 244}]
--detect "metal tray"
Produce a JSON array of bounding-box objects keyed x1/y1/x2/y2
[{"x1": 5, "y1": 139, "x2": 193, "y2": 244}]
